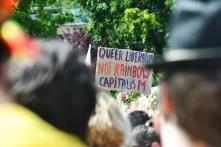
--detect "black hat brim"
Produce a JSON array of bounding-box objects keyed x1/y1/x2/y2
[{"x1": 145, "y1": 57, "x2": 221, "y2": 72}]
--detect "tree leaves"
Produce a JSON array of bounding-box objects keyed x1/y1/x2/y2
[
  {"x1": 13, "y1": 0, "x2": 75, "y2": 38},
  {"x1": 77, "y1": 0, "x2": 174, "y2": 53},
  {"x1": 117, "y1": 8, "x2": 159, "y2": 51}
]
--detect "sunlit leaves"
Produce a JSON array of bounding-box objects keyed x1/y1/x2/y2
[
  {"x1": 14, "y1": 0, "x2": 75, "y2": 38},
  {"x1": 118, "y1": 8, "x2": 159, "y2": 50},
  {"x1": 77, "y1": 0, "x2": 174, "y2": 54}
]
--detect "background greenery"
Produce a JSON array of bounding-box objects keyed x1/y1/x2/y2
[
  {"x1": 14, "y1": 0, "x2": 174, "y2": 100},
  {"x1": 14, "y1": 0, "x2": 174, "y2": 53},
  {"x1": 13, "y1": 0, "x2": 75, "y2": 37},
  {"x1": 76, "y1": 0, "x2": 174, "y2": 54}
]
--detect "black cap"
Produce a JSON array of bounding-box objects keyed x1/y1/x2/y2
[{"x1": 146, "y1": 0, "x2": 221, "y2": 71}]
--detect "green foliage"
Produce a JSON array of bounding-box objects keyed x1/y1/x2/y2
[
  {"x1": 129, "y1": 92, "x2": 141, "y2": 102},
  {"x1": 76, "y1": 0, "x2": 174, "y2": 86},
  {"x1": 13, "y1": 0, "x2": 75, "y2": 38},
  {"x1": 152, "y1": 73, "x2": 164, "y2": 87},
  {"x1": 76, "y1": 0, "x2": 175, "y2": 53},
  {"x1": 110, "y1": 90, "x2": 118, "y2": 99},
  {"x1": 117, "y1": 8, "x2": 159, "y2": 51},
  {"x1": 110, "y1": 91, "x2": 140, "y2": 103},
  {"x1": 148, "y1": 87, "x2": 160, "y2": 110}
]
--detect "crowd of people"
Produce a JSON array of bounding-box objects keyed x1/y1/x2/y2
[{"x1": 1, "y1": 0, "x2": 221, "y2": 147}]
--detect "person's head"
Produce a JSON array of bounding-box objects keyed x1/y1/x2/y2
[
  {"x1": 88, "y1": 92, "x2": 131, "y2": 147},
  {"x1": 129, "y1": 124, "x2": 160, "y2": 147},
  {"x1": 0, "y1": 0, "x2": 19, "y2": 23},
  {"x1": 160, "y1": 70, "x2": 221, "y2": 147},
  {"x1": 128, "y1": 111, "x2": 150, "y2": 129},
  {"x1": 145, "y1": 0, "x2": 221, "y2": 147},
  {"x1": 8, "y1": 40, "x2": 96, "y2": 142}
]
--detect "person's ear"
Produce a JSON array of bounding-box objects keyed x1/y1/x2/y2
[{"x1": 160, "y1": 82, "x2": 175, "y2": 120}]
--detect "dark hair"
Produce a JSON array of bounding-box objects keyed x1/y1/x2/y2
[
  {"x1": 130, "y1": 125, "x2": 160, "y2": 147},
  {"x1": 0, "y1": 38, "x2": 10, "y2": 64},
  {"x1": 165, "y1": 70, "x2": 221, "y2": 147},
  {"x1": 128, "y1": 111, "x2": 150, "y2": 128},
  {"x1": 9, "y1": 40, "x2": 96, "y2": 142}
]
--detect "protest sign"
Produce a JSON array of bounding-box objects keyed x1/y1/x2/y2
[{"x1": 95, "y1": 47, "x2": 154, "y2": 94}]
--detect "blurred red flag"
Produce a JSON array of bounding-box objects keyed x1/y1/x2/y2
[{"x1": 1, "y1": 21, "x2": 41, "y2": 64}]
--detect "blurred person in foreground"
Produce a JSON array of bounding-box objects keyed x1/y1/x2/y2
[
  {"x1": 87, "y1": 92, "x2": 131, "y2": 147},
  {"x1": 146, "y1": 0, "x2": 221, "y2": 147},
  {"x1": 9, "y1": 39, "x2": 96, "y2": 143},
  {"x1": 0, "y1": 0, "x2": 85, "y2": 146}
]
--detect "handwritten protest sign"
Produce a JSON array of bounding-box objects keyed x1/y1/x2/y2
[{"x1": 95, "y1": 47, "x2": 154, "y2": 94}]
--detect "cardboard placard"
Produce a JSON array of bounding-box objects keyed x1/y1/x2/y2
[{"x1": 96, "y1": 47, "x2": 154, "y2": 94}]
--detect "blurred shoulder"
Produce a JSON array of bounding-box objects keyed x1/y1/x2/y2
[{"x1": 0, "y1": 103, "x2": 85, "y2": 147}]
